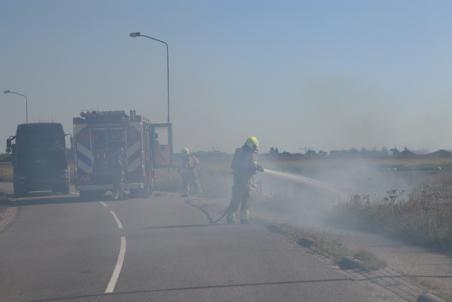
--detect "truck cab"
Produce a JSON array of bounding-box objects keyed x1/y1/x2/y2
[{"x1": 6, "y1": 123, "x2": 69, "y2": 195}]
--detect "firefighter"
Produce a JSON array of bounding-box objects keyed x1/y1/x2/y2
[
  {"x1": 227, "y1": 136, "x2": 264, "y2": 224},
  {"x1": 180, "y1": 147, "x2": 203, "y2": 197},
  {"x1": 112, "y1": 146, "x2": 127, "y2": 200}
]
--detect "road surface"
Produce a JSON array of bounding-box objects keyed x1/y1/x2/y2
[{"x1": 0, "y1": 192, "x2": 399, "y2": 302}]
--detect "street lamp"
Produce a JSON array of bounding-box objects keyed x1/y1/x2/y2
[
  {"x1": 129, "y1": 31, "x2": 170, "y2": 124},
  {"x1": 4, "y1": 89, "x2": 28, "y2": 123}
]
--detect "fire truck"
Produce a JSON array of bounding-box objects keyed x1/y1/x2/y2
[{"x1": 73, "y1": 110, "x2": 172, "y2": 198}]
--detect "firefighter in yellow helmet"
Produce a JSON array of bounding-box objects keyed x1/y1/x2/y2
[
  {"x1": 227, "y1": 136, "x2": 264, "y2": 224},
  {"x1": 180, "y1": 147, "x2": 202, "y2": 197},
  {"x1": 112, "y1": 146, "x2": 127, "y2": 200}
]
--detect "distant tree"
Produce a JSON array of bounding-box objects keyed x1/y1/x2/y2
[
  {"x1": 318, "y1": 150, "x2": 327, "y2": 157},
  {"x1": 268, "y1": 147, "x2": 280, "y2": 157},
  {"x1": 280, "y1": 151, "x2": 291, "y2": 158},
  {"x1": 400, "y1": 147, "x2": 416, "y2": 158},
  {"x1": 390, "y1": 148, "x2": 400, "y2": 157},
  {"x1": 349, "y1": 148, "x2": 359, "y2": 155},
  {"x1": 305, "y1": 150, "x2": 317, "y2": 158}
]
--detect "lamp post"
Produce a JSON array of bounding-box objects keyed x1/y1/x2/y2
[
  {"x1": 4, "y1": 89, "x2": 28, "y2": 123},
  {"x1": 129, "y1": 32, "x2": 170, "y2": 124}
]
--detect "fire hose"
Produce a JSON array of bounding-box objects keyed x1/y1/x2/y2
[{"x1": 186, "y1": 168, "x2": 344, "y2": 225}]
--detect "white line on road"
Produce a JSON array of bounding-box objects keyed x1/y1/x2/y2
[
  {"x1": 105, "y1": 236, "x2": 126, "y2": 294},
  {"x1": 109, "y1": 210, "x2": 124, "y2": 230},
  {"x1": 99, "y1": 201, "x2": 108, "y2": 207}
]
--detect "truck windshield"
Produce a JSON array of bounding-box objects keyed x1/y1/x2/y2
[{"x1": 16, "y1": 124, "x2": 65, "y2": 155}]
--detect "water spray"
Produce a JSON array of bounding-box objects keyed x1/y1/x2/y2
[
  {"x1": 263, "y1": 169, "x2": 347, "y2": 198},
  {"x1": 209, "y1": 168, "x2": 347, "y2": 224}
]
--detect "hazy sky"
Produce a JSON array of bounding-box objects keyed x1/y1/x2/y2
[{"x1": 2, "y1": 0, "x2": 452, "y2": 152}]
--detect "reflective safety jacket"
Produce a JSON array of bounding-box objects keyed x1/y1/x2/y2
[{"x1": 231, "y1": 146, "x2": 259, "y2": 186}]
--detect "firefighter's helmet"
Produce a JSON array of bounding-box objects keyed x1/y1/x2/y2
[
  {"x1": 245, "y1": 136, "x2": 259, "y2": 150},
  {"x1": 182, "y1": 147, "x2": 190, "y2": 155}
]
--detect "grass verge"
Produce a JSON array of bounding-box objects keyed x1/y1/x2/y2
[
  {"x1": 331, "y1": 183, "x2": 452, "y2": 250},
  {"x1": 265, "y1": 222, "x2": 386, "y2": 271}
]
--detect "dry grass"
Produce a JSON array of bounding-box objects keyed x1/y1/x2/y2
[
  {"x1": 166, "y1": 156, "x2": 452, "y2": 250},
  {"x1": 333, "y1": 183, "x2": 452, "y2": 249},
  {"x1": 261, "y1": 156, "x2": 452, "y2": 173}
]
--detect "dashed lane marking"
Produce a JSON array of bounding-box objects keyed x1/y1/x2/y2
[{"x1": 109, "y1": 210, "x2": 124, "y2": 230}]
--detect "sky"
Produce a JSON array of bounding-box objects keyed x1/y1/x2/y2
[{"x1": 1, "y1": 0, "x2": 452, "y2": 153}]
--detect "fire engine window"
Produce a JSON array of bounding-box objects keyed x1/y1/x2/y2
[
  {"x1": 153, "y1": 128, "x2": 169, "y2": 145},
  {"x1": 93, "y1": 129, "x2": 124, "y2": 149}
]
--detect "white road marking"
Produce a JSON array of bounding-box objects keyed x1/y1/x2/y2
[
  {"x1": 109, "y1": 210, "x2": 124, "y2": 230},
  {"x1": 99, "y1": 201, "x2": 108, "y2": 207},
  {"x1": 105, "y1": 236, "x2": 126, "y2": 294}
]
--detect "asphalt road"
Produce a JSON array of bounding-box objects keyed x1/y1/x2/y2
[{"x1": 0, "y1": 192, "x2": 400, "y2": 302}]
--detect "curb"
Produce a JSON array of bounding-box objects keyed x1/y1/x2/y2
[
  {"x1": 285, "y1": 226, "x2": 385, "y2": 272},
  {"x1": 417, "y1": 293, "x2": 445, "y2": 302}
]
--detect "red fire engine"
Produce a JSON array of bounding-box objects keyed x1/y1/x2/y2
[{"x1": 73, "y1": 110, "x2": 172, "y2": 198}]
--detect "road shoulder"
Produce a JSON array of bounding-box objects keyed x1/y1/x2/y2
[
  {"x1": 0, "y1": 192, "x2": 17, "y2": 233},
  {"x1": 191, "y1": 196, "x2": 452, "y2": 301}
]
